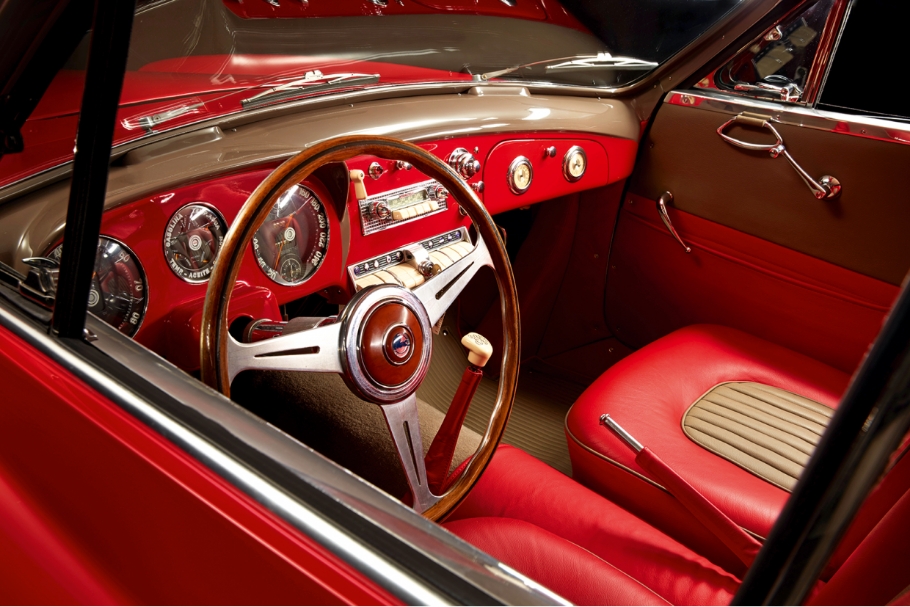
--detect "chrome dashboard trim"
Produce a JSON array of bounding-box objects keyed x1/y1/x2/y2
[
  {"x1": 0, "y1": 294, "x2": 565, "y2": 605},
  {"x1": 665, "y1": 90, "x2": 910, "y2": 146}
]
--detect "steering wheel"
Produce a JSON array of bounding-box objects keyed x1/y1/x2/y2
[{"x1": 199, "y1": 135, "x2": 520, "y2": 521}]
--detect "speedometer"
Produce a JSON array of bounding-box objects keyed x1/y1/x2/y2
[
  {"x1": 48, "y1": 237, "x2": 148, "y2": 337},
  {"x1": 252, "y1": 185, "x2": 329, "y2": 286},
  {"x1": 163, "y1": 203, "x2": 227, "y2": 283}
]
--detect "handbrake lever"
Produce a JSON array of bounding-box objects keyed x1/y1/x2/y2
[
  {"x1": 601, "y1": 414, "x2": 762, "y2": 567},
  {"x1": 425, "y1": 333, "x2": 493, "y2": 493}
]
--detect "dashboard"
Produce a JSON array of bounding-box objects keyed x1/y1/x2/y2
[{"x1": 24, "y1": 128, "x2": 636, "y2": 371}]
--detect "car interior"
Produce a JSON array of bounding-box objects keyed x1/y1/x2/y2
[{"x1": 2, "y1": 0, "x2": 910, "y2": 603}]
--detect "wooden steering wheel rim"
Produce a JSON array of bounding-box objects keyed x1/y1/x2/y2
[{"x1": 200, "y1": 135, "x2": 520, "y2": 521}]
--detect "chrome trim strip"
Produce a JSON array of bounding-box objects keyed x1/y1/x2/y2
[
  {"x1": 814, "y1": 0, "x2": 856, "y2": 105},
  {"x1": 0, "y1": 296, "x2": 564, "y2": 605},
  {"x1": 665, "y1": 90, "x2": 910, "y2": 146}
]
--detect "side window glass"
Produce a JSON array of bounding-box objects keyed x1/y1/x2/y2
[
  {"x1": 696, "y1": 0, "x2": 839, "y2": 104},
  {"x1": 819, "y1": 1, "x2": 910, "y2": 121}
]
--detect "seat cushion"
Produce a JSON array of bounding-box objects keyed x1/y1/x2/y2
[
  {"x1": 450, "y1": 445, "x2": 741, "y2": 605},
  {"x1": 682, "y1": 382, "x2": 834, "y2": 491},
  {"x1": 565, "y1": 325, "x2": 850, "y2": 571},
  {"x1": 445, "y1": 518, "x2": 671, "y2": 606}
]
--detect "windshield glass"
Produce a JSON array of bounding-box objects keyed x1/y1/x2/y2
[{"x1": 0, "y1": 0, "x2": 743, "y2": 188}]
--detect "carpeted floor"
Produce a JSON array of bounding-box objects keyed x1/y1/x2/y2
[{"x1": 418, "y1": 327, "x2": 588, "y2": 476}]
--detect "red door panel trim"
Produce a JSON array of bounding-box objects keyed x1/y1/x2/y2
[{"x1": 0, "y1": 317, "x2": 400, "y2": 604}]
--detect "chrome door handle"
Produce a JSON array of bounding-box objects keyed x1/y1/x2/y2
[
  {"x1": 717, "y1": 113, "x2": 841, "y2": 200},
  {"x1": 656, "y1": 192, "x2": 691, "y2": 253}
]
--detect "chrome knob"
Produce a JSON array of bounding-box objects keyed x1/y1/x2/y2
[
  {"x1": 447, "y1": 148, "x2": 481, "y2": 179},
  {"x1": 434, "y1": 185, "x2": 449, "y2": 201},
  {"x1": 371, "y1": 201, "x2": 391, "y2": 219}
]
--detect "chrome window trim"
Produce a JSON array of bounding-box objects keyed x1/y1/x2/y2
[
  {"x1": 665, "y1": 89, "x2": 910, "y2": 146},
  {"x1": 0, "y1": 296, "x2": 566, "y2": 606},
  {"x1": 813, "y1": 0, "x2": 856, "y2": 105},
  {"x1": 694, "y1": 0, "x2": 851, "y2": 107}
]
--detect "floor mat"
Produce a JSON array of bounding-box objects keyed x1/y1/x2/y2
[{"x1": 417, "y1": 328, "x2": 587, "y2": 475}]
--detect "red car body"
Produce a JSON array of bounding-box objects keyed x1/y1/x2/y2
[{"x1": 2, "y1": 0, "x2": 910, "y2": 603}]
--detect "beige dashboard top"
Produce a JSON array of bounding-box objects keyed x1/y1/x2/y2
[{"x1": 0, "y1": 86, "x2": 637, "y2": 274}]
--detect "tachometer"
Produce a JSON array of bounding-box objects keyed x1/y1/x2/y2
[
  {"x1": 163, "y1": 203, "x2": 227, "y2": 283},
  {"x1": 252, "y1": 185, "x2": 329, "y2": 286},
  {"x1": 48, "y1": 237, "x2": 148, "y2": 337}
]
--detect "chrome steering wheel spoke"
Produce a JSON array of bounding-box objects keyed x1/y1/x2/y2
[
  {"x1": 412, "y1": 236, "x2": 493, "y2": 326},
  {"x1": 226, "y1": 320, "x2": 342, "y2": 383},
  {"x1": 380, "y1": 394, "x2": 440, "y2": 513}
]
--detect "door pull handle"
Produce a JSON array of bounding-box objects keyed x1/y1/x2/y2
[
  {"x1": 717, "y1": 113, "x2": 841, "y2": 200},
  {"x1": 656, "y1": 192, "x2": 691, "y2": 253}
]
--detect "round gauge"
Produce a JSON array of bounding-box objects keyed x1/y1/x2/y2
[
  {"x1": 563, "y1": 146, "x2": 587, "y2": 182},
  {"x1": 508, "y1": 156, "x2": 533, "y2": 195},
  {"x1": 48, "y1": 237, "x2": 148, "y2": 337},
  {"x1": 252, "y1": 184, "x2": 329, "y2": 286},
  {"x1": 163, "y1": 203, "x2": 227, "y2": 283}
]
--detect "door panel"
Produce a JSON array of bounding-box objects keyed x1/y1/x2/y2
[
  {"x1": 607, "y1": 92, "x2": 907, "y2": 372},
  {"x1": 606, "y1": 193, "x2": 897, "y2": 373},
  {"x1": 0, "y1": 323, "x2": 391, "y2": 604},
  {"x1": 628, "y1": 96, "x2": 910, "y2": 285}
]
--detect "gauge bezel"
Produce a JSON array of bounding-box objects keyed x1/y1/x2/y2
[
  {"x1": 162, "y1": 202, "x2": 228, "y2": 284},
  {"x1": 252, "y1": 185, "x2": 331, "y2": 287},
  {"x1": 507, "y1": 156, "x2": 533, "y2": 195},
  {"x1": 562, "y1": 145, "x2": 587, "y2": 182},
  {"x1": 48, "y1": 235, "x2": 149, "y2": 338}
]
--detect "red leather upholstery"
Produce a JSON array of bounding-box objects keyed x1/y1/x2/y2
[
  {"x1": 444, "y1": 518, "x2": 670, "y2": 606},
  {"x1": 449, "y1": 445, "x2": 740, "y2": 605},
  {"x1": 566, "y1": 325, "x2": 850, "y2": 568},
  {"x1": 808, "y1": 485, "x2": 910, "y2": 606}
]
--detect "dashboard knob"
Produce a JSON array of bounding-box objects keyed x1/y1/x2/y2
[
  {"x1": 371, "y1": 200, "x2": 391, "y2": 219},
  {"x1": 447, "y1": 148, "x2": 481, "y2": 179}
]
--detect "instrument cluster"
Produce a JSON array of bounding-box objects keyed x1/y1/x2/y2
[{"x1": 37, "y1": 132, "x2": 627, "y2": 370}]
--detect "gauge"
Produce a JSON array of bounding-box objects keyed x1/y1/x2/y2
[
  {"x1": 252, "y1": 184, "x2": 329, "y2": 286},
  {"x1": 48, "y1": 237, "x2": 148, "y2": 337},
  {"x1": 508, "y1": 156, "x2": 533, "y2": 195},
  {"x1": 163, "y1": 203, "x2": 227, "y2": 283},
  {"x1": 563, "y1": 146, "x2": 587, "y2": 182}
]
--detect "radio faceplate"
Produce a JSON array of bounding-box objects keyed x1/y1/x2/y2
[{"x1": 359, "y1": 179, "x2": 449, "y2": 235}]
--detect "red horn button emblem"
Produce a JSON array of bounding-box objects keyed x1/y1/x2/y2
[{"x1": 361, "y1": 303, "x2": 424, "y2": 387}]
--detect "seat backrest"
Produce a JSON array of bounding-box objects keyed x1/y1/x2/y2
[
  {"x1": 823, "y1": 440, "x2": 910, "y2": 576},
  {"x1": 809, "y1": 464, "x2": 910, "y2": 605}
]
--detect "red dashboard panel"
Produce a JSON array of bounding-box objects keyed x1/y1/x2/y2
[{"x1": 81, "y1": 132, "x2": 633, "y2": 371}]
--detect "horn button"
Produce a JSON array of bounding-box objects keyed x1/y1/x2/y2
[
  {"x1": 363, "y1": 305, "x2": 422, "y2": 385},
  {"x1": 340, "y1": 285, "x2": 432, "y2": 404}
]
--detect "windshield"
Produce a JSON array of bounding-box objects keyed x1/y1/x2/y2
[{"x1": 0, "y1": 0, "x2": 743, "y2": 188}]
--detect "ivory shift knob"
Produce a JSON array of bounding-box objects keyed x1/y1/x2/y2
[
  {"x1": 461, "y1": 332, "x2": 493, "y2": 368},
  {"x1": 349, "y1": 169, "x2": 367, "y2": 200}
]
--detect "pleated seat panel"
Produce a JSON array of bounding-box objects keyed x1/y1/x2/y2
[{"x1": 682, "y1": 382, "x2": 834, "y2": 491}]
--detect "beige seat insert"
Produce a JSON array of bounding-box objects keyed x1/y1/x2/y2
[{"x1": 682, "y1": 382, "x2": 834, "y2": 491}]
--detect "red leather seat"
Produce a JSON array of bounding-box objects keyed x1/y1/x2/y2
[
  {"x1": 445, "y1": 518, "x2": 671, "y2": 606},
  {"x1": 564, "y1": 325, "x2": 850, "y2": 572},
  {"x1": 448, "y1": 445, "x2": 741, "y2": 605},
  {"x1": 449, "y1": 444, "x2": 910, "y2": 606}
]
